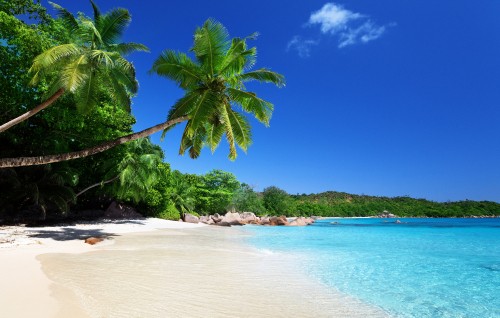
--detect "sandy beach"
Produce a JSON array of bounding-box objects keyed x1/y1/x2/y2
[{"x1": 0, "y1": 219, "x2": 389, "y2": 318}]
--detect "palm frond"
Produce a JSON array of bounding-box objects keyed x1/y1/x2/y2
[
  {"x1": 98, "y1": 8, "x2": 131, "y2": 45},
  {"x1": 89, "y1": 0, "x2": 101, "y2": 28},
  {"x1": 109, "y1": 58, "x2": 138, "y2": 93},
  {"x1": 186, "y1": 89, "x2": 218, "y2": 136},
  {"x1": 166, "y1": 90, "x2": 201, "y2": 120},
  {"x1": 219, "y1": 38, "x2": 256, "y2": 76},
  {"x1": 75, "y1": 68, "x2": 98, "y2": 113},
  {"x1": 192, "y1": 19, "x2": 229, "y2": 75},
  {"x1": 90, "y1": 49, "x2": 114, "y2": 67},
  {"x1": 226, "y1": 88, "x2": 274, "y2": 125},
  {"x1": 59, "y1": 55, "x2": 89, "y2": 92},
  {"x1": 106, "y1": 74, "x2": 132, "y2": 111},
  {"x1": 205, "y1": 121, "x2": 225, "y2": 153},
  {"x1": 151, "y1": 50, "x2": 202, "y2": 89},
  {"x1": 236, "y1": 68, "x2": 285, "y2": 87},
  {"x1": 111, "y1": 42, "x2": 150, "y2": 55},
  {"x1": 29, "y1": 44, "x2": 81, "y2": 84},
  {"x1": 48, "y1": 2, "x2": 79, "y2": 34},
  {"x1": 219, "y1": 103, "x2": 237, "y2": 160},
  {"x1": 227, "y1": 110, "x2": 252, "y2": 152},
  {"x1": 80, "y1": 19, "x2": 103, "y2": 47}
]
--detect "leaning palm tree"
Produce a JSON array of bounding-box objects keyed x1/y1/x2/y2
[
  {"x1": 0, "y1": 0, "x2": 148, "y2": 133},
  {"x1": 0, "y1": 19, "x2": 284, "y2": 168},
  {"x1": 151, "y1": 19, "x2": 285, "y2": 160}
]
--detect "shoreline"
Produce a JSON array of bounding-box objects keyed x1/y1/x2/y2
[{"x1": 1, "y1": 218, "x2": 389, "y2": 317}]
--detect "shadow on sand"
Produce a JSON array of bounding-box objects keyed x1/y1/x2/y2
[{"x1": 24, "y1": 219, "x2": 148, "y2": 241}]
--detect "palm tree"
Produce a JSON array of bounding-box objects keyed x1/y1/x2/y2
[
  {"x1": 75, "y1": 138, "x2": 163, "y2": 203},
  {"x1": 0, "y1": 165, "x2": 77, "y2": 221},
  {"x1": 151, "y1": 19, "x2": 285, "y2": 160},
  {"x1": 0, "y1": 19, "x2": 284, "y2": 168},
  {"x1": 168, "y1": 171, "x2": 196, "y2": 221},
  {"x1": 0, "y1": 0, "x2": 148, "y2": 133}
]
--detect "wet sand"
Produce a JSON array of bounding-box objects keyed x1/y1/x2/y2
[{"x1": 38, "y1": 226, "x2": 389, "y2": 317}]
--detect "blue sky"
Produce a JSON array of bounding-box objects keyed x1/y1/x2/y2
[{"x1": 44, "y1": 1, "x2": 500, "y2": 202}]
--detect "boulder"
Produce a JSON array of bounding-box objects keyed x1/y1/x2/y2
[
  {"x1": 199, "y1": 215, "x2": 211, "y2": 224},
  {"x1": 206, "y1": 218, "x2": 215, "y2": 225},
  {"x1": 259, "y1": 216, "x2": 270, "y2": 225},
  {"x1": 240, "y1": 212, "x2": 257, "y2": 224},
  {"x1": 218, "y1": 212, "x2": 244, "y2": 226},
  {"x1": 184, "y1": 213, "x2": 199, "y2": 224},
  {"x1": 211, "y1": 213, "x2": 223, "y2": 223},
  {"x1": 269, "y1": 215, "x2": 288, "y2": 226},
  {"x1": 105, "y1": 201, "x2": 144, "y2": 219},
  {"x1": 288, "y1": 217, "x2": 307, "y2": 226},
  {"x1": 287, "y1": 217, "x2": 314, "y2": 226}
]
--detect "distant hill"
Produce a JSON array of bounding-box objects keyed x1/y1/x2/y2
[{"x1": 288, "y1": 191, "x2": 500, "y2": 217}]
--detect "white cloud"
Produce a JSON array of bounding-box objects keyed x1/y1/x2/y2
[
  {"x1": 287, "y1": 2, "x2": 392, "y2": 52},
  {"x1": 287, "y1": 36, "x2": 319, "y2": 58},
  {"x1": 309, "y1": 3, "x2": 363, "y2": 34},
  {"x1": 339, "y1": 21, "x2": 387, "y2": 48}
]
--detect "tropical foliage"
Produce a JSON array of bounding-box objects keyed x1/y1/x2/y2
[
  {"x1": 0, "y1": 0, "x2": 148, "y2": 133},
  {"x1": 151, "y1": 19, "x2": 285, "y2": 160}
]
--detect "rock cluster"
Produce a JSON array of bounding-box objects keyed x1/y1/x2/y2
[
  {"x1": 183, "y1": 212, "x2": 315, "y2": 227},
  {"x1": 376, "y1": 210, "x2": 399, "y2": 218}
]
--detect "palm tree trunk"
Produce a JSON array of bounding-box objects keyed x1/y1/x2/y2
[
  {"x1": 0, "y1": 116, "x2": 188, "y2": 168},
  {"x1": 0, "y1": 88, "x2": 65, "y2": 133},
  {"x1": 75, "y1": 175, "x2": 120, "y2": 198}
]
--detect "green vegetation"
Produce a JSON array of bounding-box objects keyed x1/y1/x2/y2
[
  {"x1": 0, "y1": 2, "x2": 497, "y2": 223},
  {"x1": 151, "y1": 19, "x2": 285, "y2": 160}
]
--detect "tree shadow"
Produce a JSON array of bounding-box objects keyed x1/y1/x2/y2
[{"x1": 27, "y1": 227, "x2": 118, "y2": 241}]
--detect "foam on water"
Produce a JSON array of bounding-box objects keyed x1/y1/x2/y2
[{"x1": 244, "y1": 218, "x2": 500, "y2": 318}]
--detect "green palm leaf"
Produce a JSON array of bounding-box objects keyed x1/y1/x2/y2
[
  {"x1": 90, "y1": 0, "x2": 101, "y2": 28},
  {"x1": 151, "y1": 50, "x2": 203, "y2": 89},
  {"x1": 186, "y1": 89, "x2": 218, "y2": 136},
  {"x1": 49, "y1": 2, "x2": 79, "y2": 34},
  {"x1": 236, "y1": 69, "x2": 285, "y2": 87},
  {"x1": 227, "y1": 109, "x2": 252, "y2": 152},
  {"x1": 111, "y1": 42, "x2": 150, "y2": 55},
  {"x1": 75, "y1": 68, "x2": 98, "y2": 113},
  {"x1": 226, "y1": 88, "x2": 274, "y2": 125},
  {"x1": 29, "y1": 44, "x2": 81, "y2": 84},
  {"x1": 192, "y1": 19, "x2": 229, "y2": 75},
  {"x1": 205, "y1": 121, "x2": 225, "y2": 152},
  {"x1": 98, "y1": 8, "x2": 131, "y2": 45},
  {"x1": 59, "y1": 55, "x2": 89, "y2": 93}
]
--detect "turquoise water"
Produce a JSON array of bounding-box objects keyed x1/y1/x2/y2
[{"x1": 244, "y1": 218, "x2": 500, "y2": 318}]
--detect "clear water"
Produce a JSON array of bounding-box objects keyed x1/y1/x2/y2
[{"x1": 244, "y1": 218, "x2": 500, "y2": 318}]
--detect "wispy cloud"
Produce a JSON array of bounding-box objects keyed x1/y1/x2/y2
[
  {"x1": 288, "y1": 2, "x2": 392, "y2": 57},
  {"x1": 287, "y1": 36, "x2": 319, "y2": 58}
]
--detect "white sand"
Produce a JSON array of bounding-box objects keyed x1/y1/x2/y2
[
  {"x1": 0, "y1": 219, "x2": 204, "y2": 318},
  {"x1": 1, "y1": 219, "x2": 389, "y2": 318}
]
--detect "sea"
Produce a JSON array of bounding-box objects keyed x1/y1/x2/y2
[{"x1": 243, "y1": 218, "x2": 500, "y2": 318}]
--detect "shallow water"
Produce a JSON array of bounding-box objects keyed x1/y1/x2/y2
[
  {"x1": 39, "y1": 226, "x2": 388, "y2": 318},
  {"x1": 244, "y1": 218, "x2": 500, "y2": 318}
]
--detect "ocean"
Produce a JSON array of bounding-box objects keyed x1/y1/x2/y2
[{"x1": 243, "y1": 218, "x2": 500, "y2": 318}]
